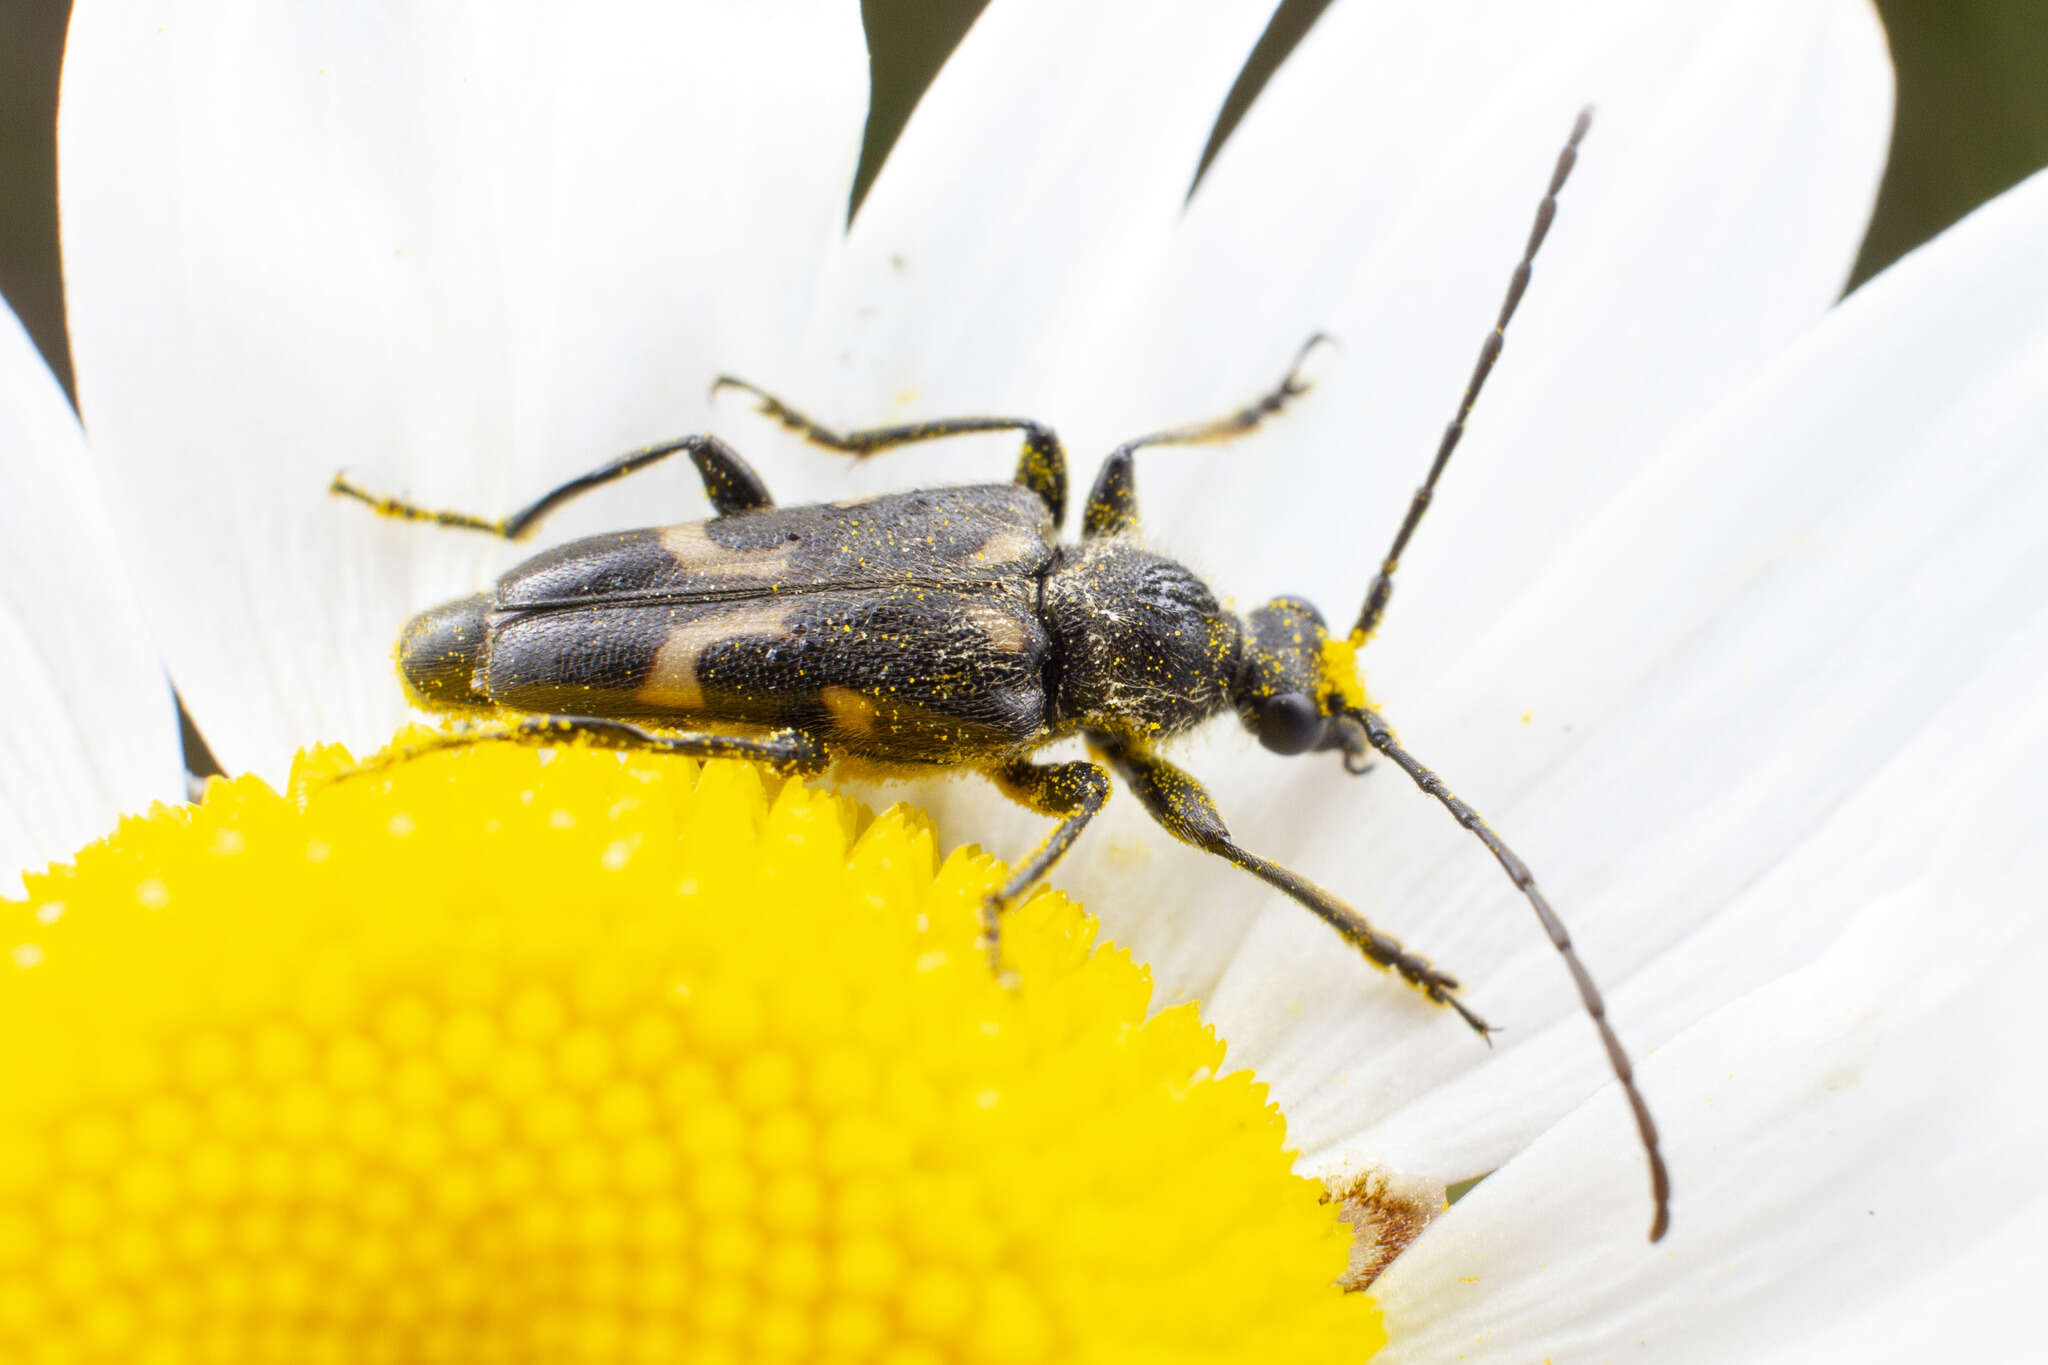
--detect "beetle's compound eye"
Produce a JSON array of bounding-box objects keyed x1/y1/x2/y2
[{"x1": 1257, "y1": 692, "x2": 1325, "y2": 755}]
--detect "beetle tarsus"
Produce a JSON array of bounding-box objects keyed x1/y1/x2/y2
[
  {"x1": 1081, "y1": 333, "x2": 1335, "y2": 540},
  {"x1": 978, "y1": 892, "x2": 1015, "y2": 983}
]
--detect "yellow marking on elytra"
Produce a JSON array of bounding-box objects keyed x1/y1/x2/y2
[
  {"x1": 821, "y1": 685, "x2": 879, "y2": 736},
  {"x1": 966, "y1": 602, "x2": 1032, "y2": 654},
  {"x1": 637, "y1": 602, "x2": 799, "y2": 710},
  {"x1": 659, "y1": 522, "x2": 795, "y2": 579},
  {"x1": 975, "y1": 527, "x2": 1046, "y2": 568}
]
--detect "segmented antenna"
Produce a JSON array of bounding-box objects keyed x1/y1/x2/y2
[
  {"x1": 1353, "y1": 106, "x2": 1592, "y2": 643},
  {"x1": 1334, "y1": 109, "x2": 1667, "y2": 1240},
  {"x1": 1351, "y1": 705, "x2": 1670, "y2": 1242}
]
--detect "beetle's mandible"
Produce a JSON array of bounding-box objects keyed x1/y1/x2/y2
[{"x1": 335, "y1": 109, "x2": 1670, "y2": 1242}]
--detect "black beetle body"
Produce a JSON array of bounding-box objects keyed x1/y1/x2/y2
[{"x1": 401, "y1": 485, "x2": 1256, "y2": 772}]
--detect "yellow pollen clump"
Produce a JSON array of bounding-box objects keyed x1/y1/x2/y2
[
  {"x1": 1318, "y1": 635, "x2": 1370, "y2": 713},
  {"x1": 0, "y1": 734, "x2": 1383, "y2": 1364}
]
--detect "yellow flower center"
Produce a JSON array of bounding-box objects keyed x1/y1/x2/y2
[{"x1": 0, "y1": 735, "x2": 1383, "y2": 1364}]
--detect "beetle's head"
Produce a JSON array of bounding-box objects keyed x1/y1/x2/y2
[{"x1": 1231, "y1": 597, "x2": 1372, "y2": 770}]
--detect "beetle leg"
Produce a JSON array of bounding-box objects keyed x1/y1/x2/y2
[
  {"x1": 331, "y1": 433, "x2": 775, "y2": 539},
  {"x1": 1079, "y1": 447, "x2": 1140, "y2": 539},
  {"x1": 1082, "y1": 334, "x2": 1329, "y2": 539},
  {"x1": 334, "y1": 715, "x2": 830, "y2": 780},
  {"x1": 712, "y1": 376, "x2": 1068, "y2": 524},
  {"x1": 981, "y1": 758, "x2": 1114, "y2": 978},
  {"x1": 1089, "y1": 731, "x2": 1491, "y2": 1037}
]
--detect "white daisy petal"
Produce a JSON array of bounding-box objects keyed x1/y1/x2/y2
[
  {"x1": 0, "y1": 297, "x2": 182, "y2": 890},
  {"x1": 59, "y1": 2, "x2": 867, "y2": 779},
  {"x1": 1371, "y1": 604, "x2": 2048, "y2": 1359},
  {"x1": 779, "y1": 0, "x2": 1280, "y2": 470},
  {"x1": 1248, "y1": 166, "x2": 2048, "y2": 1178},
  {"x1": 1123, "y1": 0, "x2": 1893, "y2": 615}
]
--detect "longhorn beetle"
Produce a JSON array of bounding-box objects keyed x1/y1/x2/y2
[{"x1": 335, "y1": 109, "x2": 1670, "y2": 1241}]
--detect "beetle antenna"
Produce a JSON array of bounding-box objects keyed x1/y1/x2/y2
[
  {"x1": 1352, "y1": 106, "x2": 1592, "y2": 643},
  {"x1": 1348, "y1": 702, "x2": 1670, "y2": 1242}
]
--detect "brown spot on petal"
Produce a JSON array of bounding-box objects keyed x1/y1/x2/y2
[{"x1": 1319, "y1": 1167, "x2": 1446, "y2": 1291}]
